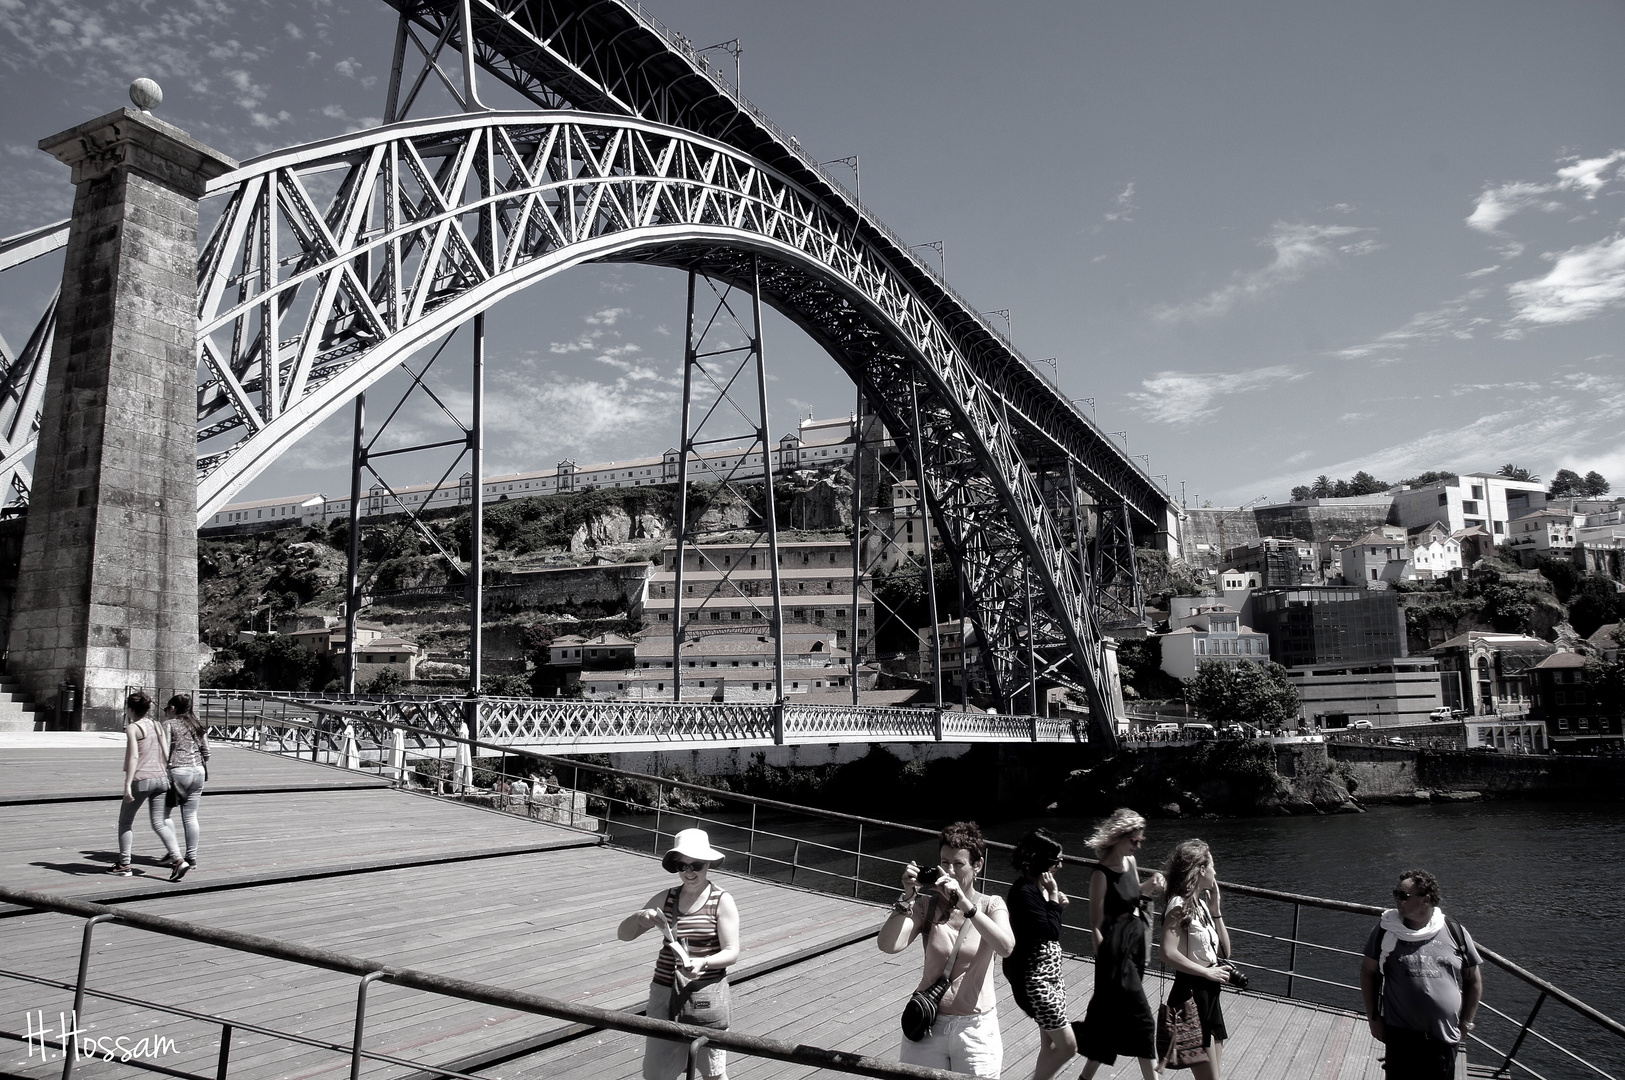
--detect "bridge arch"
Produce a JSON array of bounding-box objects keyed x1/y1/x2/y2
[{"x1": 196, "y1": 110, "x2": 1121, "y2": 738}]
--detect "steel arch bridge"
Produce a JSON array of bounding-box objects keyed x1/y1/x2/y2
[{"x1": 2, "y1": 0, "x2": 1176, "y2": 748}]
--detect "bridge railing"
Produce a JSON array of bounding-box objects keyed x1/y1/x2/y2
[
  {"x1": 0, "y1": 886, "x2": 972, "y2": 1080},
  {"x1": 193, "y1": 688, "x2": 1082, "y2": 747},
  {"x1": 200, "y1": 694, "x2": 1623, "y2": 1080}
]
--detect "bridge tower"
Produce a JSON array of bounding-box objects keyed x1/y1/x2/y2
[{"x1": 7, "y1": 101, "x2": 235, "y2": 729}]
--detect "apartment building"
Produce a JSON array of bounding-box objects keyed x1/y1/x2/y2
[
  {"x1": 640, "y1": 540, "x2": 875, "y2": 650},
  {"x1": 1158, "y1": 603, "x2": 1272, "y2": 680},
  {"x1": 579, "y1": 632, "x2": 851, "y2": 701}
]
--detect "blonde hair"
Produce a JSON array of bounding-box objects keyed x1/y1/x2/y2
[{"x1": 1087, "y1": 807, "x2": 1147, "y2": 857}]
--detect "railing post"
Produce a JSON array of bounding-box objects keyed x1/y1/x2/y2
[
  {"x1": 350, "y1": 971, "x2": 388, "y2": 1080},
  {"x1": 215, "y1": 1024, "x2": 233, "y2": 1080},
  {"x1": 61, "y1": 912, "x2": 114, "y2": 1080},
  {"x1": 686, "y1": 1034, "x2": 709, "y2": 1080},
  {"x1": 853, "y1": 824, "x2": 863, "y2": 897},
  {"x1": 1286, "y1": 903, "x2": 1301, "y2": 1000},
  {"x1": 1495, "y1": 989, "x2": 1547, "y2": 1077},
  {"x1": 571, "y1": 764, "x2": 579, "y2": 829},
  {"x1": 747, "y1": 803, "x2": 757, "y2": 875},
  {"x1": 790, "y1": 840, "x2": 800, "y2": 885}
]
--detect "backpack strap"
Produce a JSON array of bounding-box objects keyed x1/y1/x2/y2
[{"x1": 1444, "y1": 917, "x2": 1467, "y2": 962}]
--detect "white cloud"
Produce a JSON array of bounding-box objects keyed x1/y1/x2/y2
[
  {"x1": 1244, "y1": 369, "x2": 1625, "y2": 500},
  {"x1": 1466, "y1": 148, "x2": 1625, "y2": 234},
  {"x1": 1154, "y1": 222, "x2": 1372, "y2": 321},
  {"x1": 584, "y1": 307, "x2": 628, "y2": 326},
  {"x1": 1103, "y1": 181, "x2": 1136, "y2": 223},
  {"x1": 1507, "y1": 233, "x2": 1625, "y2": 326},
  {"x1": 1125, "y1": 366, "x2": 1307, "y2": 426},
  {"x1": 1333, "y1": 289, "x2": 1489, "y2": 363},
  {"x1": 1464, "y1": 265, "x2": 1500, "y2": 279}
]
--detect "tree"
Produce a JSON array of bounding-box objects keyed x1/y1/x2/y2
[
  {"x1": 1348, "y1": 471, "x2": 1390, "y2": 495},
  {"x1": 1498, "y1": 463, "x2": 1538, "y2": 483},
  {"x1": 1549, "y1": 469, "x2": 1585, "y2": 498},
  {"x1": 1185, "y1": 660, "x2": 1301, "y2": 729},
  {"x1": 1399, "y1": 471, "x2": 1459, "y2": 488},
  {"x1": 1290, "y1": 485, "x2": 1312, "y2": 502},
  {"x1": 1568, "y1": 576, "x2": 1623, "y2": 638},
  {"x1": 1312, "y1": 475, "x2": 1334, "y2": 498},
  {"x1": 1584, "y1": 471, "x2": 1611, "y2": 498}
]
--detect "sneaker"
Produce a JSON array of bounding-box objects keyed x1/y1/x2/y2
[
  {"x1": 106, "y1": 864, "x2": 134, "y2": 876},
  {"x1": 169, "y1": 860, "x2": 191, "y2": 883},
  {"x1": 158, "y1": 854, "x2": 182, "y2": 869}
]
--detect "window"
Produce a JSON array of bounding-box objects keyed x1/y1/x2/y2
[
  {"x1": 1555, "y1": 691, "x2": 1566, "y2": 705},
  {"x1": 1462, "y1": 501, "x2": 1479, "y2": 515},
  {"x1": 1438, "y1": 493, "x2": 1448, "y2": 507},
  {"x1": 1493, "y1": 521, "x2": 1504, "y2": 535},
  {"x1": 1472, "y1": 485, "x2": 1485, "y2": 499}
]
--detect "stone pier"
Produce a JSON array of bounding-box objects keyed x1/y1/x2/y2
[{"x1": 6, "y1": 107, "x2": 235, "y2": 729}]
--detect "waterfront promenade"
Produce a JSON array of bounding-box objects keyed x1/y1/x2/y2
[{"x1": 0, "y1": 737, "x2": 1387, "y2": 1078}]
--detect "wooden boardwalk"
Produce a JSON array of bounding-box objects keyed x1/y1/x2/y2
[{"x1": 0, "y1": 742, "x2": 1384, "y2": 1080}]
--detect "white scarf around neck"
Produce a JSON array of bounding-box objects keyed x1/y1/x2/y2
[{"x1": 1377, "y1": 906, "x2": 1446, "y2": 970}]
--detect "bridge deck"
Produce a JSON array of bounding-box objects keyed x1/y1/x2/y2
[{"x1": 0, "y1": 743, "x2": 1384, "y2": 1080}]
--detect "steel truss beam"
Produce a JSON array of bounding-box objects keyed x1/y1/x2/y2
[{"x1": 194, "y1": 111, "x2": 1122, "y2": 745}]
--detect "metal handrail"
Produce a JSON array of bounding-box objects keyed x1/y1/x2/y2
[
  {"x1": 201, "y1": 694, "x2": 1625, "y2": 1079},
  {"x1": 0, "y1": 886, "x2": 973, "y2": 1080}
]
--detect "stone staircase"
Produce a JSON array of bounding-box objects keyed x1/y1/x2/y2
[{"x1": 0, "y1": 673, "x2": 43, "y2": 732}]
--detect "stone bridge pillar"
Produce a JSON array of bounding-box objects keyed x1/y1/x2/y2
[{"x1": 7, "y1": 107, "x2": 235, "y2": 729}]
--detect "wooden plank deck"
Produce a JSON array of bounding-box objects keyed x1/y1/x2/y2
[
  {"x1": 0, "y1": 742, "x2": 387, "y2": 803},
  {"x1": 0, "y1": 743, "x2": 1388, "y2": 1080}
]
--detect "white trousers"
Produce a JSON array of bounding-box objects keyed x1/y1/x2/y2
[{"x1": 900, "y1": 1009, "x2": 1003, "y2": 1078}]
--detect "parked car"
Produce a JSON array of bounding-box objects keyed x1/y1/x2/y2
[
  {"x1": 1387, "y1": 736, "x2": 1415, "y2": 747},
  {"x1": 1428, "y1": 707, "x2": 1454, "y2": 721},
  {"x1": 1182, "y1": 723, "x2": 1216, "y2": 739},
  {"x1": 1151, "y1": 722, "x2": 1182, "y2": 735},
  {"x1": 1350, "y1": 719, "x2": 1374, "y2": 731}
]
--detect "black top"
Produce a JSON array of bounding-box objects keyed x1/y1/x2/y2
[
  {"x1": 1005, "y1": 878, "x2": 1064, "y2": 962},
  {"x1": 1094, "y1": 862, "x2": 1142, "y2": 923}
]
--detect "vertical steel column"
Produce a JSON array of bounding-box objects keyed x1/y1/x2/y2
[
  {"x1": 383, "y1": 15, "x2": 409, "y2": 124},
  {"x1": 670, "y1": 273, "x2": 697, "y2": 703},
  {"x1": 959, "y1": 575, "x2": 970, "y2": 709},
  {"x1": 749, "y1": 255, "x2": 787, "y2": 734},
  {"x1": 1124, "y1": 501, "x2": 1144, "y2": 622},
  {"x1": 344, "y1": 394, "x2": 365, "y2": 694},
  {"x1": 910, "y1": 381, "x2": 943, "y2": 737},
  {"x1": 469, "y1": 312, "x2": 485, "y2": 695},
  {"x1": 1024, "y1": 562, "x2": 1038, "y2": 721},
  {"x1": 848, "y1": 386, "x2": 863, "y2": 707}
]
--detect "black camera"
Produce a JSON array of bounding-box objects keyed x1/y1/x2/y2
[
  {"x1": 916, "y1": 864, "x2": 944, "y2": 889},
  {"x1": 1223, "y1": 964, "x2": 1249, "y2": 990}
]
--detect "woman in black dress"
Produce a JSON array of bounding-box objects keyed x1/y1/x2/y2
[{"x1": 1075, "y1": 808, "x2": 1165, "y2": 1080}]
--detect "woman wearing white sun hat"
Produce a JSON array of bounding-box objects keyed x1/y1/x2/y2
[{"x1": 619, "y1": 828, "x2": 741, "y2": 1080}]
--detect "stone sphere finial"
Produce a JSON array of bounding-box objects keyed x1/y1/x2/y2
[{"x1": 129, "y1": 78, "x2": 163, "y2": 113}]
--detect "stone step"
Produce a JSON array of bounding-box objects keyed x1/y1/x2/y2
[{"x1": 0, "y1": 674, "x2": 43, "y2": 732}]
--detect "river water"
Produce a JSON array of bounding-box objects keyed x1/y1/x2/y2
[{"x1": 612, "y1": 797, "x2": 1625, "y2": 1078}]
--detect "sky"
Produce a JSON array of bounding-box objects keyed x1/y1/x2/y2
[{"x1": 1, "y1": 0, "x2": 1622, "y2": 510}]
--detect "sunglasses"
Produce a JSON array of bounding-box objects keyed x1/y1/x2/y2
[
  {"x1": 1392, "y1": 889, "x2": 1424, "y2": 902},
  {"x1": 674, "y1": 861, "x2": 708, "y2": 873}
]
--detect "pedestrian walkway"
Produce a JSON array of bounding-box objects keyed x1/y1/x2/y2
[{"x1": 0, "y1": 739, "x2": 1386, "y2": 1079}]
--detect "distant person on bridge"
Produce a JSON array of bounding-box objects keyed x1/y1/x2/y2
[
  {"x1": 881, "y1": 820, "x2": 1015, "y2": 1078},
  {"x1": 1002, "y1": 828, "x2": 1077, "y2": 1080},
  {"x1": 618, "y1": 829, "x2": 740, "y2": 1080},
  {"x1": 160, "y1": 694, "x2": 210, "y2": 882},
  {"x1": 1360, "y1": 869, "x2": 1482, "y2": 1080},
  {"x1": 1073, "y1": 808, "x2": 1165, "y2": 1080},
  {"x1": 106, "y1": 691, "x2": 182, "y2": 877},
  {"x1": 1158, "y1": 839, "x2": 1236, "y2": 1079}
]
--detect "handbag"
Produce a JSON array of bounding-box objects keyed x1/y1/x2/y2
[
  {"x1": 900, "y1": 896, "x2": 977, "y2": 1041},
  {"x1": 1156, "y1": 898, "x2": 1213, "y2": 1071},
  {"x1": 1156, "y1": 995, "x2": 1208, "y2": 1069}
]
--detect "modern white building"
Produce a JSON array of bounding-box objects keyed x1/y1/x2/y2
[
  {"x1": 1285, "y1": 658, "x2": 1445, "y2": 729},
  {"x1": 1390, "y1": 474, "x2": 1548, "y2": 545},
  {"x1": 1405, "y1": 522, "x2": 1463, "y2": 579}
]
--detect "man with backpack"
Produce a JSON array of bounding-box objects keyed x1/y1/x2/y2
[{"x1": 1360, "y1": 870, "x2": 1483, "y2": 1079}]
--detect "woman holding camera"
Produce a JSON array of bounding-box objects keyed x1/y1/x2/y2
[
  {"x1": 1075, "y1": 808, "x2": 1164, "y2": 1080},
  {"x1": 1003, "y1": 828, "x2": 1076, "y2": 1080},
  {"x1": 1160, "y1": 839, "x2": 1234, "y2": 1079},
  {"x1": 878, "y1": 820, "x2": 1015, "y2": 1079},
  {"x1": 618, "y1": 829, "x2": 740, "y2": 1080}
]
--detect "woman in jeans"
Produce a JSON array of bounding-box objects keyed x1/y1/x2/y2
[
  {"x1": 162, "y1": 693, "x2": 210, "y2": 882},
  {"x1": 618, "y1": 829, "x2": 739, "y2": 1080},
  {"x1": 108, "y1": 691, "x2": 180, "y2": 876}
]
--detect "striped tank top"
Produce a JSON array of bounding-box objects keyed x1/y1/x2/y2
[{"x1": 652, "y1": 885, "x2": 727, "y2": 987}]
